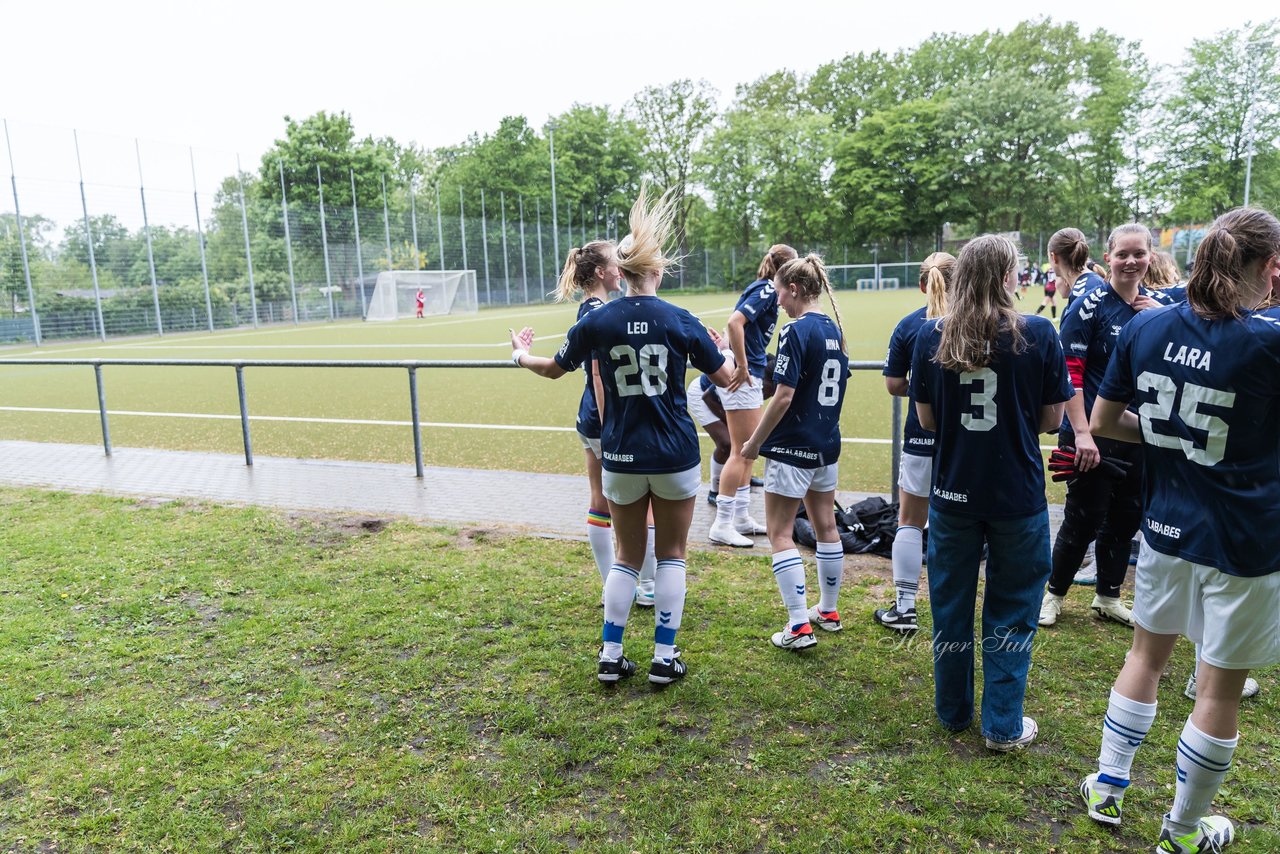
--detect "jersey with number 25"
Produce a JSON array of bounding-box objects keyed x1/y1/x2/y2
[
  {"x1": 555, "y1": 295, "x2": 726, "y2": 475},
  {"x1": 760, "y1": 312, "x2": 849, "y2": 468},
  {"x1": 1098, "y1": 303, "x2": 1280, "y2": 577},
  {"x1": 912, "y1": 315, "x2": 1073, "y2": 519}
]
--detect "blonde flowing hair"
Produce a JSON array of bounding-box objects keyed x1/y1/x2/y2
[
  {"x1": 1144, "y1": 251, "x2": 1182, "y2": 290},
  {"x1": 933, "y1": 235, "x2": 1025, "y2": 373},
  {"x1": 919, "y1": 252, "x2": 956, "y2": 320},
  {"x1": 617, "y1": 185, "x2": 680, "y2": 289},
  {"x1": 775, "y1": 253, "x2": 847, "y2": 354}
]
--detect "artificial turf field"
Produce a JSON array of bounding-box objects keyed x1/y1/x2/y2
[{"x1": 0, "y1": 288, "x2": 956, "y2": 494}]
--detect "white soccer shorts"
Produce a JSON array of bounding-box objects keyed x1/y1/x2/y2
[
  {"x1": 716, "y1": 381, "x2": 764, "y2": 411},
  {"x1": 603, "y1": 465, "x2": 702, "y2": 505},
  {"x1": 578, "y1": 432, "x2": 602, "y2": 459},
  {"x1": 686, "y1": 379, "x2": 721, "y2": 427},
  {"x1": 763, "y1": 458, "x2": 838, "y2": 499},
  {"x1": 898, "y1": 453, "x2": 933, "y2": 499}
]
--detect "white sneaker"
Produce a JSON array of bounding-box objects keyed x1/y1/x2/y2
[
  {"x1": 1185, "y1": 671, "x2": 1261, "y2": 701},
  {"x1": 709, "y1": 520, "x2": 753, "y2": 547},
  {"x1": 985, "y1": 716, "x2": 1038, "y2": 751},
  {"x1": 1074, "y1": 544, "x2": 1097, "y2": 585},
  {"x1": 1090, "y1": 594, "x2": 1134, "y2": 627},
  {"x1": 770, "y1": 622, "x2": 817, "y2": 650},
  {"x1": 1156, "y1": 814, "x2": 1234, "y2": 854},
  {"x1": 1038, "y1": 592, "x2": 1064, "y2": 627},
  {"x1": 734, "y1": 515, "x2": 767, "y2": 536},
  {"x1": 634, "y1": 581, "x2": 655, "y2": 608}
]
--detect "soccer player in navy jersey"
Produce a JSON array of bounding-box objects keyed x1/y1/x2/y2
[
  {"x1": 710, "y1": 244, "x2": 797, "y2": 548},
  {"x1": 511, "y1": 187, "x2": 733, "y2": 686},
  {"x1": 1039, "y1": 224, "x2": 1175, "y2": 631},
  {"x1": 688, "y1": 354, "x2": 777, "y2": 506},
  {"x1": 553, "y1": 241, "x2": 629, "y2": 599},
  {"x1": 1078, "y1": 207, "x2": 1280, "y2": 853},
  {"x1": 1053, "y1": 227, "x2": 1108, "y2": 311},
  {"x1": 875, "y1": 252, "x2": 955, "y2": 633},
  {"x1": 739, "y1": 254, "x2": 850, "y2": 649},
  {"x1": 911, "y1": 235, "x2": 1073, "y2": 751}
]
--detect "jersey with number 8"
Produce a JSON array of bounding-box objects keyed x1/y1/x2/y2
[
  {"x1": 1098, "y1": 302, "x2": 1280, "y2": 576},
  {"x1": 555, "y1": 294, "x2": 726, "y2": 475},
  {"x1": 759, "y1": 312, "x2": 849, "y2": 468}
]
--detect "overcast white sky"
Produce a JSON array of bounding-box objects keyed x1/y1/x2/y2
[{"x1": 3, "y1": 0, "x2": 1276, "y2": 226}]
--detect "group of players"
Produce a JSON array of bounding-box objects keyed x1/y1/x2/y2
[{"x1": 510, "y1": 187, "x2": 1280, "y2": 853}]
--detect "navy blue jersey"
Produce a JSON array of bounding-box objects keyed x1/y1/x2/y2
[
  {"x1": 1160, "y1": 284, "x2": 1189, "y2": 304},
  {"x1": 884, "y1": 306, "x2": 936, "y2": 457},
  {"x1": 1099, "y1": 304, "x2": 1280, "y2": 577},
  {"x1": 1059, "y1": 283, "x2": 1173, "y2": 436},
  {"x1": 731, "y1": 278, "x2": 779, "y2": 377},
  {"x1": 761, "y1": 313, "x2": 849, "y2": 468},
  {"x1": 555, "y1": 295, "x2": 726, "y2": 474},
  {"x1": 1065, "y1": 270, "x2": 1107, "y2": 308},
  {"x1": 912, "y1": 315, "x2": 1074, "y2": 519},
  {"x1": 575, "y1": 296, "x2": 606, "y2": 438}
]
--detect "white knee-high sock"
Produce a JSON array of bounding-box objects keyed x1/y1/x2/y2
[
  {"x1": 638, "y1": 526, "x2": 656, "y2": 590},
  {"x1": 1168, "y1": 719, "x2": 1237, "y2": 834},
  {"x1": 771, "y1": 548, "x2": 808, "y2": 628},
  {"x1": 1098, "y1": 689, "x2": 1157, "y2": 784},
  {"x1": 710, "y1": 457, "x2": 724, "y2": 493},
  {"x1": 714, "y1": 493, "x2": 736, "y2": 526},
  {"x1": 601, "y1": 564, "x2": 638, "y2": 660},
  {"x1": 892, "y1": 525, "x2": 923, "y2": 612},
  {"x1": 815, "y1": 541, "x2": 844, "y2": 613},
  {"x1": 733, "y1": 485, "x2": 752, "y2": 524},
  {"x1": 653, "y1": 558, "x2": 686, "y2": 662},
  {"x1": 586, "y1": 508, "x2": 614, "y2": 586}
]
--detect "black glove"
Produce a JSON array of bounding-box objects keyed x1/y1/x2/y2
[
  {"x1": 1095, "y1": 456, "x2": 1132, "y2": 481},
  {"x1": 1048, "y1": 446, "x2": 1079, "y2": 483}
]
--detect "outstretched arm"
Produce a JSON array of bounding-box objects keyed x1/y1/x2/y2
[{"x1": 509, "y1": 327, "x2": 567, "y2": 380}]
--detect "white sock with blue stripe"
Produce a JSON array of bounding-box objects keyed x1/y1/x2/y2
[
  {"x1": 1167, "y1": 719, "x2": 1237, "y2": 835},
  {"x1": 815, "y1": 541, "x2": 844, "y2": 613},
  {"x1": 771, "y1": 548, "x2": 808, "y2": 628},
  {"x1": 891, "y1": 526, "x2": 923, "y2": 612},
  {"x1": 1098, "y1": 689, "x2": 1156, "y2": 784},
  {"x1": 653, "y1": 558, "x2": 686, "y2": 662},
  {"x1": 601, "y1": 563, "x2": 638, "y2": 660}
]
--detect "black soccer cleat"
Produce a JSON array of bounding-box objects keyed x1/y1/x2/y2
[
  {"x1": 597, "y1": 652, "x2": 637, "y2": 684},
  {"x1": 648, "y1": 657, "x2": 687, "y2": 685},
  {"x1": 874, "y1": 605, "x2": 918, "y2": 632}
]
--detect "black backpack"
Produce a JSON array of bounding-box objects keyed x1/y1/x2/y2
[{"x1": 792, "y1": 496, "x2": 923, "y2": 559}]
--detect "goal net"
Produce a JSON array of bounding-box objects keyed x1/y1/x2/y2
[{"x1": 366, "y1": 270, "x2": 478, "y2": 321}]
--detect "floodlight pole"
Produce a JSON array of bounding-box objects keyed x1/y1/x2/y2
[
  {"x1": 548, "y1": 121, "x2": 560, "y2": 269},
  {"x1": 190, "y1": 148, "x2": 214, "y2": 331},
  {"x1": 73, "y1": 130, "x2": 106, "y2": 341},
  {"x1": 136, "y1": 140, "x2": 163, "y2": 336},
  {"x1": 4, "y1": 118, "x2": 40, "y2": 345}
]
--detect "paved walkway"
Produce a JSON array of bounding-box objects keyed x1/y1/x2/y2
[{"x1": 0, "y1": 440, "x2": 1064, "y2": 546}]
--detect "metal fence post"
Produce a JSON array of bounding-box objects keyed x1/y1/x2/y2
[
  {"x1": 458, "y1": 187, "x2": 468, "y2": 271},
  {"x1": 535, "y1": 197, "x2": 545, "y2": 295},
  {"x1": 518, "y1": 195, "x2": 528, "y2": 305},
  {"x1": 500, "y1": 191, "x2": 510, "y2": 305},
  {"x1": 409, "y1": 185, "x2": 420, "y2": 268},
  {"x1": 136, "y1": 140, "x2": 163, "y2": 336},
  {"x1": 278, "y1": 159, "x2": 299, "y2": 325},
  {"x1": 435, "y1": 184, "x2": 445, "y2": 272},
  {"x1": 191, "y1": 148, "x2": 214, "y2": 331},
  {"x1": 381, "y1": 173, "x2": 393, "y2": 275},
  {"x1": 4, "y1": 119, "x2": 40, "y2": 345},
  {"x1": 317, "y1": 165, "x2": 334, "y2": 321},
  {"x1": 890, "y1": 395, "x2": 902, "y2": 498},
  {"x1": 480, "y1": 188, "x2": 491, "y2": 305},
  {"x1": 235, "y1": 155, "x2": 259, "y2": 328},
  {"x1": 350, "y1": 169, "x2": 367, "y2": 319},
  {"x1": 93, "y1": 363, "x2": 112, "y2": 456},
  {"x1": 236, "y1": 365, "x2": 253, "y2": 467},
  {"x1": 408, "y1": 367, "x2": 424, "y2": 478},
  {"x1": 73, "y1": 130, "x2": 107, "y2": 341}
]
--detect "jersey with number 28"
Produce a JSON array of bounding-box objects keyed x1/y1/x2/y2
[
  {"x1": 555, "y1": 295, "x2": 725, "y2": 475},
  {"x1": 1099, "y1": 302, "x2": 1280, "y2": 577},
  {"x1": 911, "y1": 315, "x2": 1073, "y2": 519},
  {"x1": 760, "y1": 312, "x2": 849, "y2": 468}
]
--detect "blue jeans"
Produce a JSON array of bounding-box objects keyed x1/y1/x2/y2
[{"x1": 926, "y1": 507, "x2": 1051, "y2": 742}]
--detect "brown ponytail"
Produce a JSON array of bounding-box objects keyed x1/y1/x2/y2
[
  {"x1": 553, "y1": 240, "x2": 615, "y2": 302},
  {"x1": 1048, "y1": 228, "x2": 1090, "y2": 275},
  {"x1": 775, "y1": 253, "x2": 847, "y2": 354},
  {"x1": 757, "y1": 244, "x2": 798, "y2": 280},
  {"x1": 1187, "y1": 208, "x2": 1280, "y2": 320}
]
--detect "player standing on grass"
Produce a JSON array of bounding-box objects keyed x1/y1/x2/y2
[
  {"x1": 710, "y1": 244, "x2": 798, "y2": 548},
  {"x1": 510, "y1": 187, "x2": 732, "y2": 686},
  {"x1": 875, "y1": 251, "x2": 955, "y2": 633},
  {"x1": 553, "y1": 241, "x2": 657, "y2": 606},
  {"x1": 1038, "y1": 225, "x2": 1173, "y2": 631},
  {"x1": 1078, "y1": 207, "x2": 1280, "y2": 853},
  {"x1": 415, "y1": 288, "x2": 425, "y2": 318},
  {"x1": 1035, "y1": 264, "x2": 1059, "y2": 318},
  {"x1": 911, "y1": 235, "x2": 1072, "y2": 750},
  {"x1": 739, "y1": 255, "x2": 850, "y2": 650}
]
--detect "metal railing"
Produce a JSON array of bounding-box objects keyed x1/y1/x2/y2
[{"x1": 0, "y1": 358, "x2": 903, "y2": 491}]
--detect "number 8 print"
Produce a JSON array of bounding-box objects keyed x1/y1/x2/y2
[{"x1": 611, "y1": 344, "x2": 670, "y2": 397}]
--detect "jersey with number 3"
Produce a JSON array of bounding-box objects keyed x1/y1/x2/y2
[
  {"x1": 555, "y1": 295, "x2": 726, "y2": 475},
  {"x1": 912, "y1": 316, "x2": 1074, "y2": 519},
  {"x1": 1098, "y1": 303, "x2": 1280, "y2": 576},
  {"x1": 760, "y1": 312, "x2": 849, "y2": 468}
]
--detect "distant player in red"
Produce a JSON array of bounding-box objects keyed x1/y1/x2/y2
[{"x1": 415, "y1": 288, "x2": 425, "y2": 318}]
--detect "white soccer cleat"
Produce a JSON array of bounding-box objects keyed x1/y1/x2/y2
[
  {"x1": 1090, "y1": 594, "x2": 1134, "y2": 628},
  {"x1": 1038, "y1": 592, "x2": 1064, "y2": 627},
  {"x1": 709, "y1": 520, "x2": 753, "y2": 548},
  {"x1": 734, "y1": 515, "x2": 767, "y2": 536}
]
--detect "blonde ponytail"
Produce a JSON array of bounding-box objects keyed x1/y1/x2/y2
[
  {"x1": 776, "y1": 253, "x2": 846, "y2": 355},
  {"x1": 552, "y1": 240, "x2": 615, "y2": 303},
  {"x1": 919, "y1": 251, "x2": 956, "y2": 320}
]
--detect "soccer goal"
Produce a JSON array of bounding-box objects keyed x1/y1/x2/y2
[{"x1": 366, "y1": 271, "x2": 479, "y2": 321}]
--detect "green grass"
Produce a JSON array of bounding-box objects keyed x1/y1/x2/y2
[
  {"x1": 2, "y1": 489, "x2": 1276, "y2": 851},
  {"x1": 0, "y1": 291, "x2": 945, "y2": 494}
]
